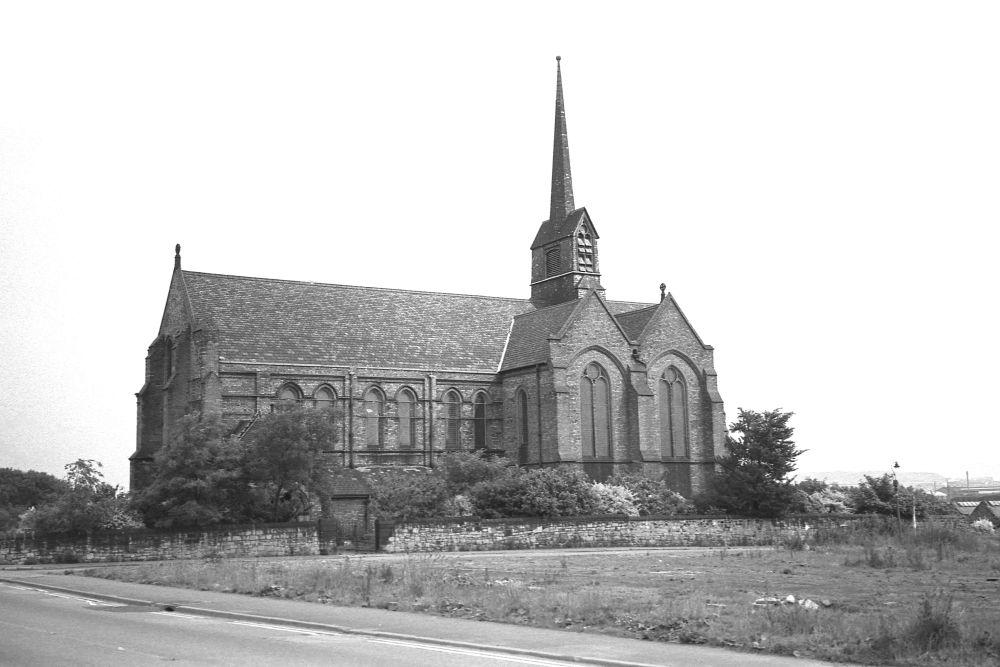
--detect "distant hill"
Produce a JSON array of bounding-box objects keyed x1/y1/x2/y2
[{"x1": 800, "y1": 470, "x2": 949, "y2": 490}]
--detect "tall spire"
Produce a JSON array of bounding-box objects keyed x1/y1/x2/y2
[{"x1": 549, "y1": 56, "x2": 575, "y2": 225}]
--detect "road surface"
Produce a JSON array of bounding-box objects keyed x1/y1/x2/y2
[{"x1": 0, "y1": 583, "x2": 571, "y2": 666}]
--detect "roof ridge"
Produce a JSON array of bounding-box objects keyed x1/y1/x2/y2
[
  {"x1": 512, "y1": 298, "x2": 580, "y2": 318},
  {"x1": 615, "y1": 303, "x2": 659, "y2": 316},
  {"x1": 182, "y1": 270, "x2": 533, "y2": 304}
]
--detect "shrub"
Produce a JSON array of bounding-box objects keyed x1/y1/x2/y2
[
  {"x1": 971, "y1": 518, "x2": 995, "y2": 534},
  {"x1": 436, "y1": 451, "x2": 510, "y2": 496},
  {"x1": 606, "y1": 472, "x2": 693, "y2": 515},
  {"x1": 369, "y1": 469, "x2": 451, "y2": 521},
  {"x1": 469, "y1": 467, "x2": 598, "y2": 518},
  {"x1": 590, "y1": 483, "x2": 639, "y2": 516}
]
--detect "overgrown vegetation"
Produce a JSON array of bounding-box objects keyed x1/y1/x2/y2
[
  {"x1": 132, "y1": 408, "x2": 340, "y2": 528},
  {"x1": 367, "y1": 452, "x2": 696, "y2": 521},
  {"x1": 14, "y1": 460, "x2": 140, "y2": 535},
  {"x1": 85, "y1": 522, "x2": 1000, "y2": 666}
]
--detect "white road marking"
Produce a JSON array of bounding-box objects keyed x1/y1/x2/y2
[{"x1": 228, "y1": 620, "x2": 570, "y2": 664}]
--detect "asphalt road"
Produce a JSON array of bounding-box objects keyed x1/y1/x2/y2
[{"x1": 0, "y1": 583, "x2": 572, "y2": 666}]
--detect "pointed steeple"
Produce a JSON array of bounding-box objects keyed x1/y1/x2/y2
[{"x1": 549, "y1": 56, "x2": 575, "y2": 225}]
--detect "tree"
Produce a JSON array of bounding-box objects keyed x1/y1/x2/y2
[
  {"x1": 131, "y1": 414, "x2": 245, "y2": 528},
  {"x1": 0, "y1": 468, "x2": 68, "y2": 531},
  {"x1": 702, "y1": 408, "x2": 804, "y2": 518},
  {"x1": 21, "y1": 460, "x2": 141, "y2": 534},
  {"x1": 239, "y1": 407, "x2": 341, "y2": 522}
]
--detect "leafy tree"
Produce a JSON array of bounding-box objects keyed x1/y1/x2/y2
[
  {"x1": 845, "y1": 474, "x2": 959, "y2": 520},
  {"x1": 20, "y1": 460, "x2": 140, "y2": 534},
  {"x1": 796, "y1": 477, "x2": 828, "y2": 495},
  {"x1": 240, "y1": 407, "x2": 341, "y2": 522},
  {"x1": 135, "y1": 408, "x2": 342, "y2": 527},
  {"x1": 131, "y1": 414, "x2": 245, "y2": 528},
  {"x1": 703, "y1": 408, "x2": 804, "y2": 518},
  {"x1": 0, "y1": 468, "x2": 68, "y2": 531}
]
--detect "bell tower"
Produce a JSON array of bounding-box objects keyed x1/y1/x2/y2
[{"x1": 530, "y1": 57, "x2": 605, "y2": 308}]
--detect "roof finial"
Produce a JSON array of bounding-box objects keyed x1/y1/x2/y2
[
  {"x1": 549, "y1": 56, "x2": 574, "y2": 226},
  {"x1": 660, "y1": 283, "x2": 666, "y2": 301},
  {"x1": 174, "y1": 243, "x2": 181, "y2": 270}
]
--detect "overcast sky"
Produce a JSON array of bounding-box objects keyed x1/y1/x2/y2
[{"x1": 1, "y1": 1, "x2": 997, "y2": 490}]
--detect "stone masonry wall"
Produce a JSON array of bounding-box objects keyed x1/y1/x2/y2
[
  {"x1": 0, "y1": 522, "x2": 319, "y2": 565},
  {"x1": 382, "y1": 515, "x2": 882, "y2": 553}
]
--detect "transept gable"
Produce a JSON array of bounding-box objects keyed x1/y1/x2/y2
[
  {"x1": 634, "y1": 293, "x2": 714, "y2": 370},
  {"x1": 549, "y1": 290, "x2": 632, "y2": 367},
  {"x1": 158, "y1": 262, "x2": 197, "y2": 337}
]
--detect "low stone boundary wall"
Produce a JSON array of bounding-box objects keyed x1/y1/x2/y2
[
  {"x1": 380, "y1": 514, "x2": 948, "y2": 552},
  {"x1": 0, "y1": 522, "x2": 320, "y2": 564}
]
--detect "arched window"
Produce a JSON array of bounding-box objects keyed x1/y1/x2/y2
[
  {"x1": 444, "y1": 390, "x2": 462, "y2": 451},
  {"x1": 659, "y1": 367, "x2": 688, "y2": 458},
  {"x1": 580, "y1": 363, "x2": 612, "y2": 457},
  {"x1": 576, "y1": 229, "x2": 594, "y2": 272},
  {"x1": 516, "y1": 389, "x2": 529, "y2": 464},
  {"x1": 363, "y1": 388, "x2": 384, "y2": 449},
  {"x1": 275, "y1": 384, "x2": 301, "y2": 412},
  {"x1": 314, "y1": 386, "x2": 336, "y2": 410},
  {"x1": 397, "y1": 388, "x2": 417, "y2": 449},
  {"x1": 545, "y1": 248, "x2": 561, "y2": 277},
  {"x1": 473, "y1": 393, "x2": 487, "y2": 449}
]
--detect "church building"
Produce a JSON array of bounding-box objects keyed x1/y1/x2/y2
[{"x1": 131, "y1": 59, "x2": 727, "y2": 496}]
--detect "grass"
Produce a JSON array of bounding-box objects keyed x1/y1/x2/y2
[{"x1": 81, "y1": 525, "x2": 1000, "y2": 665}]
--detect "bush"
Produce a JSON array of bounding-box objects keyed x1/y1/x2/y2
[
  {"x1": 606, "y1": 472, "x2": 694, "y2": 515},
  {"x1": 590, "y1": 483, "x2": 639, "y2": 516},
  {"x1": 436, "y1": 451, "x2": 510, "y2": 496},
  {"x1": 369, "y1": 469, "x2": 451, "y2": 521},
  {"x1": 469, "y1": 467, "x2": 597, "y2": 518},
  {"x1": 971, "y1": 518, "x2": 995, "y2": 534}
]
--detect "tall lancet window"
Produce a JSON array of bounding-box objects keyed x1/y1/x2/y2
[
  {"x1": 444, "y1": 390, "x2": 462, "y2": 451},
  {"x1": 397, "y1": 389, "x2": 417, "y2": 449},
  {"x1": 516, "y1": 389, "x2": 529, "y2": 464},
  {"x1": 580, "y1": 362, "x2": 612, "y2": 457},
  {"x1": 576, "y1": 229, "x2": 594, "y2": 272},
  {"x1": 659, "y1": 367, "x2": 689, "y2": 458},
  {"x1": 473, "y1": 393, "x2": 487, "y2": 449},
  {"x1": 364, "y1": 388, "x2": 385, "y2": 449}
]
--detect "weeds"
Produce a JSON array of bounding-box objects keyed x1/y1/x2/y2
[{"x1": 81, "y1": 528, "x2": 1000, "y2": 667}]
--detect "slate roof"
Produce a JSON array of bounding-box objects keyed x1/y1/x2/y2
[
  {"x1": 954, "y1": 501, "x2": 980, "y2": 515},
  {"x1": 181, "y1": 271, "x2": 533, "y2": 372},
  {"x1": 500, "y1": 300, "x2": 580, "y2": 371},
  {"x1": 499, "y1": 296, "x2": 655, "y2": 372},
  {"x1": 615, "y1": 304, "x2": 659, "y2": 340},
  {"x1": 531, "y1": 208, "x2": 590, "y2": 249}
]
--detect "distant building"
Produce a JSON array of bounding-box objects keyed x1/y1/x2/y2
[
  {"x1": 130, "y1": 59, "x2": 727, "y2": 496},
  {"x1": 970, "y1": 500, "x2": 1000, "y2": 526}
]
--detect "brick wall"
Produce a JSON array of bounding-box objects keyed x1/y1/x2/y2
[
  {"x1": 0, "y1": 522, "x2": 319, "y2": 565},
  {"x1": 381, "y1": 514, "x2": 904, "y2": 553}
]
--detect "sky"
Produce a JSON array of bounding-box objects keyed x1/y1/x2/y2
[{"x1": 1, "y1": 1, "x2": 998, "y2": 490}]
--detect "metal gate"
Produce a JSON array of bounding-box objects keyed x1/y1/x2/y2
[{"x1": 317, "y1": 516, "x2": 375, "y2": 552}]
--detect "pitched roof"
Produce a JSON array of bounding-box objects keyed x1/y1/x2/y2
[
  {"x1": 500, "y1": 295, "x2": 655, "y2": 372},
  {"x1": 615, "y1": 304, "x2": 659, "y2": 340},
  {"x1": 500, "y1": 300, "x2": 579, "y2": 371},
  {"x1": 181, "y1": 271, "x2": 534, "y2": 372},
  {"x1": 531, "y1": 208, "x2": 591, "y2": 249},
  {"x1": 954, "y1": 501, "x2": 980, "y2": 514}
]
